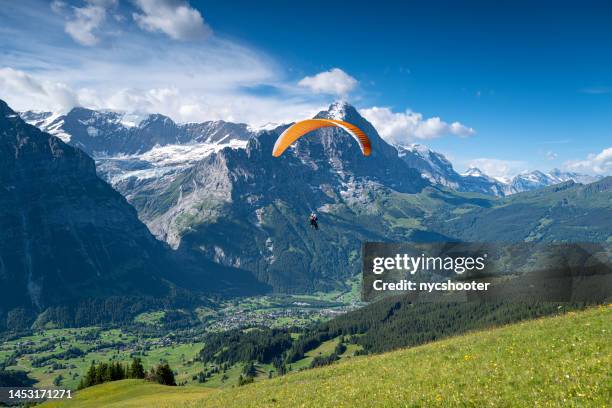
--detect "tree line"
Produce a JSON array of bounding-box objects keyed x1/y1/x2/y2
[{"x1": 78, "y1": 357, "x2": 176, "y2": 389}]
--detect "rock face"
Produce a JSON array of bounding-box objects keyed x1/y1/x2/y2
[
  {"x1": 124, "y1": 102, "x2": 430, "y2": 292},
  {"x1": 1, "y1": 100, "x2": 265, "y2": 313},
  {"x1": 0, "y1": 100, "x2": 172, "y2": 312}
]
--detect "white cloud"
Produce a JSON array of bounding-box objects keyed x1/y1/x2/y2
[
  {"x1": 564, "y1": 147, "x2": 612, "y2": 175},
  {"x1": 465, "y1": 158, "x2": 528, "y2": 178},
  {"x1": 0, "y1": 4, "x2": 467, "y2": 130},
  {"x1": 0, "y1": 68, "x2": 79, "y2": 111},
  {"x1": 298, "y1": 68, "x2": 357, "y2": 96},
  {"x1": 0, "y1": 42, "x2": 320, "y2": 126},
  {"x1": 0, "y1": 0, "x2": 335, "y2": 128},
  {"x1": 546, "y1": 151, "x2": 558, "y2": 160},
  {"x1": 359, "y1": 106, "x2": 475, "y2": 144},
  {"x1": 132, "y1": 0, "x2": 212, "y2": 40},
  {"x1": 56, "y1": 0, "x2": 117, "y2": 46}
]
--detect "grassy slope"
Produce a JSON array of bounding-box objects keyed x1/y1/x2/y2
[
  {"x1": 43, "y1": 307, "x2": 611, "y2": 407},
  {"x1": 42, "y1": 380, "x2": 213, "y2": 408}
]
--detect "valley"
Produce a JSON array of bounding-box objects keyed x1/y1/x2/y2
[
  {"x1": 0, "y1": 285, "x2": 363, "y2": 391},
  {"x1": 39, "y1": 306, "x2": 611, "y2": 407}
]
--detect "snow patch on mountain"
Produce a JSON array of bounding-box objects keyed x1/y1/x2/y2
[
  {"x1": 21, "y1": 111, "x2": 72, "y2": 142},
  {"x1": 462, "y1": 167, "x2": 487, "y2": 178},
  {"x1": 99, "y1": 138, "x2": 249, "y2": 185},
  {"x1": 247, "y1": 122, "x2": 283, "y2": 132},
  {"x1": 327, "y1": 100, "x2": 350, "y2": 120}
]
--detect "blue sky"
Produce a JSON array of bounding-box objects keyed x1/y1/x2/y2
[{"x1": 1, "y1": 0, "x2": 611, "y2": 176}]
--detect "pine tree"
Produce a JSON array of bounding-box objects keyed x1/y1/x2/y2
[
  {"x1": 154, "y1": 363, "x2": 176, "y2": 386},
  {"x1": 83, "y1": 362, "x2": 96, "y2": 388},
  {"x1": 129, "y1": 357, "x2": 145, "y2": 379},
  {"x1": 242, "y1": 361, "x2": 257, "y2": 378}
]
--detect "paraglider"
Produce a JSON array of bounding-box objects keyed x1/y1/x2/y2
[
  {"x1": 309, "y1": 213, "x2": 319, "y2": 230},
  {"x1": 272, "y1": 117, "x2": 371, "y2": 232},
  {"x1": 272, "y1": 119, "x2": 372, "y2": 157}
]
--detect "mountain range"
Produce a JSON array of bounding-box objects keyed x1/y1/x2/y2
[
  {"x1": 3, "y1": 99, "x2": 609, "y2": 310},
  {"x1": 396, "y1": 144, "x2": 601, "y2": 196},
  {"x1": 0, "y1": 100, "x2": 265, "y2": 319},
  {"x1": 18, "y1": 101, "x2": 611, "y2": 292},
  {"x1": 22, "y1": 106, "x2": 600, "y2": 199}
]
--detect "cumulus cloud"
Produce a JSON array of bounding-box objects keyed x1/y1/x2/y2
[
  {"x1": 546, "y1": 151, "x2": 558, "y2": 160},
  {"x1": 359, "y1": 106, "x2": 475, "y2": 144},
  {"x1": 298, "y1": 68, "x2": 357, "y2": 96},
  {"x1": 132, "y1": 0, "x2": 212, "y2": 40},
  {"x1": 564, "y1": 147, "x2": 612, "y2": 175},
  {"x1": 464, "y1": 158, "x2": 528, "y2": 178},
  {"x1": 0, "y1": 68, "x2": 79, "y2": 111},
  {"x1": 54, "y1": 0, "x2": 117, "y2": 46}
]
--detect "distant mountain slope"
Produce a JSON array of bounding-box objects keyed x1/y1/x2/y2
[
  {"x1": 397, "y1": 145, "x2": 506, "y2": 195},
  {"x1": 438, "y1": 178, "x2": 612, "y2": 242},
  {"x1": 505, "y1": 169, "x2": 602, "y2": 194},
  {"x1": 397, "y1": 144, "x2": 602, "y2": 196},
  {"x1": 41, "y1": 307, "x2": 611, "y2": 408},
  {"x1": 0, "y1": 99, "x2": 266, "y2": 316}
]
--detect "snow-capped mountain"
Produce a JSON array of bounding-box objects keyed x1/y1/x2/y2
[
  {"x1": 21, "y1": 107, "x2": 257, "y2": 207},
  {"x1": 22, "y1": 108, "x2": 601, "y2": 202},
  {"x1": 2, "y1": 99, "x2": 267, "y2": 312},
  {"x1": 21, "y1": 107, "x2": 254, "y2": 157},
  {"x1": 2, "y1": 100, "x2": 170, "y2": 310},
  {"x1": 462, "y1": 167, "x2": 487, "y2": 178},
  {"x1": 503, "y1": 169, "x2": 602, "y2": 194},
  {"x1": 395, "y1": 143, "x2": 601, "y2": 196},
  {"x1": 396, "y1": 145, "x2": 506, "y2": 196}
]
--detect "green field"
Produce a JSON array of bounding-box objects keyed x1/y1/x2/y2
[
  {"x1": 41, "y1": 306, "x2": 611, "y2": 407},
  {"x1": 0, "y1": 327, "x2": 205, "y2": 389},
  {"x1": 0, "y1": 288, "x2": 362, "y2": 390}
]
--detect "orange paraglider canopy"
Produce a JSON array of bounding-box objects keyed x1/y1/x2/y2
[{"x1": 272, "y1": 119, "x2": 372, "y2": 157}]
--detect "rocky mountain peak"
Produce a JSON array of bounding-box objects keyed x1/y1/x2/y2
[
  {"x1": 315, "y1": 101, "x2": 362, "y2": 123},
  {"x1": 0, "y1": 99, "x2": 15, "y2": 116},
  {"x1": 463, "y1": 167, "x2": 486, "y2": 177},
  {"x1": 139, "y1": 113, "x2": 176, "y2": 129}
]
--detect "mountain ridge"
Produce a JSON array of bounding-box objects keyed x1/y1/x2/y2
[
  {"x1": 21, "y1": 106, "x2": 601, "y2": 198},
  {"x1": 1, "y1": 99, "x2": 267, "y2": 319}
]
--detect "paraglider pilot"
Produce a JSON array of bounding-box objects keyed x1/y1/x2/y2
[{"x1": 309, "y1": 213, "x2": 319, "y2": 230}]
